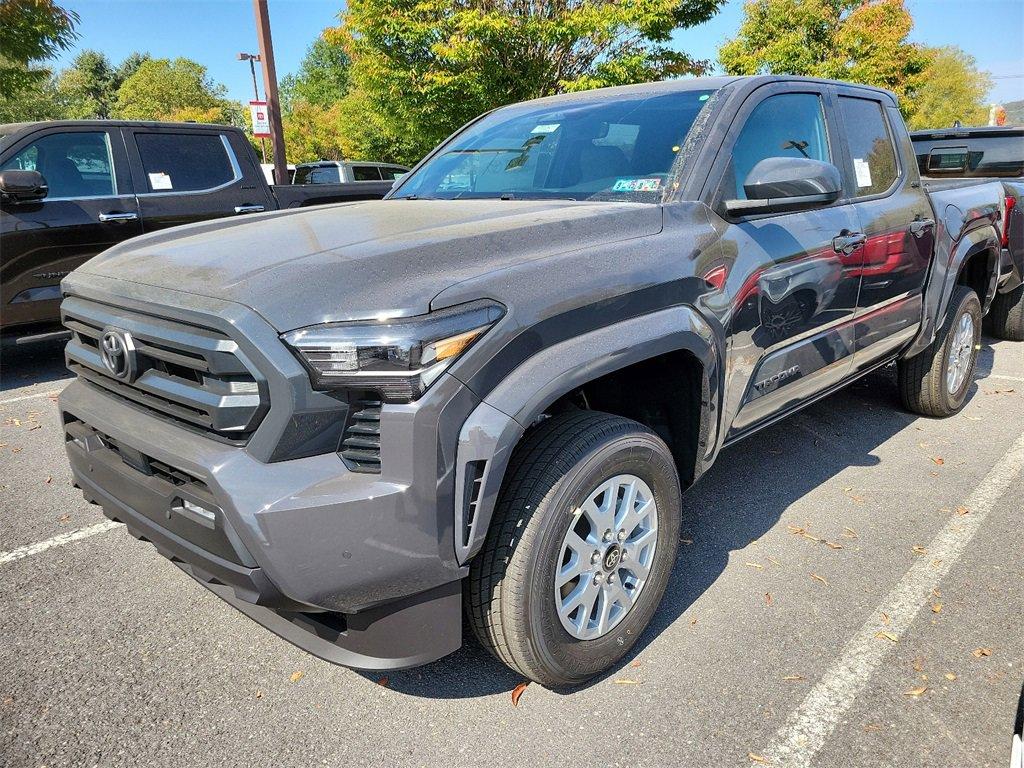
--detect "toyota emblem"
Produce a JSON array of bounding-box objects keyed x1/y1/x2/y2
[{"x1": 100, "y1": 327, "x2": 136, "y2": 381}]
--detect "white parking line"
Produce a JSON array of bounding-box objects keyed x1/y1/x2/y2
[
  {"x1": 763, "y1": 430, "x2": 1024, "y2": 768},
  {"x1": 0, "y1": 388, "x2": 64, "y2": 406},
  {"x1": 0, "y1": 520, "x2": 120, "y2": 567}
]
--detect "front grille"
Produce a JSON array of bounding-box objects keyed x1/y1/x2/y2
[
  {"x1": 62, "y1": 296, "x2": 267, "y2": 441},
  {"x1": 340, "y1": 398, "x2": 381, "y2": 472}
]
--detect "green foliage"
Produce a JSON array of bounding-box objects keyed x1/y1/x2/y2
[
  {"x1": 906, "y1": 46, "x2": 992, "y2": 130},
  {"x1": 281, "y1": 36, "x2": 350, "y2": 112},
  {"x1": 0, "y1": 0, "x2": 78, "y2": 96},
  {"x1": 719, "y1": 0, "x2": 928, "y2": 110},
  {"x1": 112, "y1": 57, "x2": 242, "y2": 125},
  {"x1": 55, "y1": 49, "x2": 152, "y2": 119},
  {"x1": 332, "y1": 0, "x2": 725, "y2": 165}
]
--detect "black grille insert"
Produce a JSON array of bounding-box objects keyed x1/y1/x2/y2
[{"x1": 340, "y1": 397, "x2": 382, "y2": 473}]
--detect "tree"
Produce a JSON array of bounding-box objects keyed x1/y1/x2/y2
[
  {"x1": 280, "y1": 36, "x2": 350, "y2": 113},
  {"x1": 907, "y1": 46, "x2": 992, "y2": 130},
  {"x1": 112, "y1": 57, "x2": 240, "y2": 124},
  {"x1": 332, "y1": 0, "x2": 725, "y2": 164},
  {"x1": 0, "y1": 0, "x2": 78, "y2": 97},
  {"x1": 719, "y1": 0, "x2": 928, "y2": 111}
]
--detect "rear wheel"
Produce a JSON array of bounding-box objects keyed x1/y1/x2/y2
[
  {"x1": 987, "y1": 282, "x2": 1024, "y2": 341},
  {"x1": 466, "y1": 410, "x2": 681, "y2": 686},
  {"x1": 898, "y1": 286, "x2": 982, "y2": 417}
]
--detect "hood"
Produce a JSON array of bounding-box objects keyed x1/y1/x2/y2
[{"x1": 77, "y1": 199, "x2": 663, "y2": 331}]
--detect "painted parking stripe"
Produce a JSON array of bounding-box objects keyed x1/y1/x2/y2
[
  {"x1": 0, "y1": 520, "x2": 120, "y2": 567},
  {"x1": 763, "y1": 430, "x2": 1024, "y2": 768},
  {"x1": 0, "y1": 388, "x2": 65, "y2": 406}
]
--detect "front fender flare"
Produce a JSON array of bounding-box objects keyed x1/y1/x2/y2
[{"x1": 452, "y1": 304, "x2": 719, "y2": 565}]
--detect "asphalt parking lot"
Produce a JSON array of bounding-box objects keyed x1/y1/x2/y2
[{"x1": 1, "y1": 336, "x2": 1022, "y2": 768}]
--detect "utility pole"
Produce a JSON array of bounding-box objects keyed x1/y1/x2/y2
[
  {"x1": 237, "y1": 52, "x2": 267, "y2": 163},
  {"x1": 252, "y1": 0, "x2": 287, "y2": 185}
]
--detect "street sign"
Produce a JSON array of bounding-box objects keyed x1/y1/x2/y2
[{"x1": 249, "y1": 100, "x2": 271, "y2": 137}]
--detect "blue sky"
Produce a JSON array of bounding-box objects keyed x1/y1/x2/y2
[{"x1": 54, "y1": 0, "x2": 1024, "y2": 105}]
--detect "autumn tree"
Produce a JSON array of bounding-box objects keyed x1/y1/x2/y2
[
  {"x1": 332, "y1": 0, "x2": 725, "y2": 164},
  {"x1": 719, "y1": 0, "x2": 928, "y2": 110},
  {"x1": 113, "y1": 57, "x2": 241, "y2": 124},
  {"x1": 907, "y1": 46, "x2": 992, "y2": 130}
]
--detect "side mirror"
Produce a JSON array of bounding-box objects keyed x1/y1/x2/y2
[
  {"x1": 724, "y1": 157, "x2": 841, "y2": 216},
  {"x1": 0, "y1": 169, "x2": 48, "y2": 203}
]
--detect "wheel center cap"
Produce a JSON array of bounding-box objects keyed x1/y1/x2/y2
[{"x1": 602, "y1": 545, "x2": 622, "y2": 571}]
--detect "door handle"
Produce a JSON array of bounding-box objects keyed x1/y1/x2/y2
[
  {"x1": 234, "y1": 204, "x2": 265, "y2": 214},
  {"x1": 98, "y1": 211, "x2": 139, "y2": 223},
  {"x1": 910, "y1": 218, "x2": 935, "y2": 237},
  {"x1": 832, "y1": 232, "x2": 866, "y2": 255}
]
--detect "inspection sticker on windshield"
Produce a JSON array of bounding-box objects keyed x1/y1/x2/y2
[
  {"x1": 531, "y1": 123, "x2": 560, "y2": 134},
  {"x1": 612, "y1": 178, "x2": 662, "y2": 193}
]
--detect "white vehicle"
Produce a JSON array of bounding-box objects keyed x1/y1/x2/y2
[
  {"x1": 293, "y1": 160, "x2": 409, "y2": 184},
  {"x1": 260, "y1": 162, "x2": 296, "y2": 185}
]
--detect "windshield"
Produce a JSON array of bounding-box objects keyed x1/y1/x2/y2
[{"x1": 394, "y1": 89, "x2": 715, "y2": 203}]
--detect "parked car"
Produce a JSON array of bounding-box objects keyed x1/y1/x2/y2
[
  {"x1": 911, "y1": 125, "x2": 1024, "y2": 339},
  {"x1": 293, "y1": 160, "x2": 410, "y2": 184},
  {"x1": 260, "y1": 162, "x2": 296, "y2": 185},
  {"x1": 0, "y1": 121, "x2": 393, "y2": 343},
  {"x1": 58, "y1": 76, "x2": 1022, "y2": 686}
]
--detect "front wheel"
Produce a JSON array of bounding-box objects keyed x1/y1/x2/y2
[
  {"x1": 898, "y1": 285, "x2": 982, "y2": 417},
  {"x1": 466, "y1": 410, "x2": 681, "y2": 686}
]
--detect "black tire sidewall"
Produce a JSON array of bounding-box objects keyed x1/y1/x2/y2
[
  {"x1": 939, "y1": 289, "x2": 982, "y2": 412},
  {"x1": 521, "y1": 432, "x2": 681, "y2": 684}
]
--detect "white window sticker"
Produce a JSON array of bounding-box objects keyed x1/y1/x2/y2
[
  {"x1": 148, "y1": 172, "x2": 173, "y2": 190},
  {"x1": 853, "y1": 158, "x2": 872, "y2": 188},
  {"x1": 530, "y1": 123, "x2": 560, "y2": 134}
]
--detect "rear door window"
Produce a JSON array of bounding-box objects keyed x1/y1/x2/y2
[
  {"x1": 838, "y1": 97, "x2": 899, "y2": 196},
  {"x1": 352, "y1": 165, "x2": 382, "y2": 181},
  {"x1": 134, "y1": 132, "x2": 238, "y2": 193},
  {"x1": 1, "y1": 131, "x2": 115, "y2": 199},
  {"x1": 726, "y1": 93, "x2": 831, "y2": 200}
]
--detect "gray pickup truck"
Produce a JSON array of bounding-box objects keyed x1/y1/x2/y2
[{"x1": 58, "y1": 76, "x2": 1021, "y2": 686}]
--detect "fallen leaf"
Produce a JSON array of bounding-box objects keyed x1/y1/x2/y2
[
  {"x1": 931, "y1": 457, "x2": 944, "y2": 465},
  {"x1": 903, "y1": 686, "x2": 928, "y2": 698},
  {"x1": 842, "y1": 527, "x2": 859, "y2": 539},
  {"x1": 613, "y1": 679, "x2": 638, "y2": 685},
  {"x1": 930, "y1": 559, "x2": 943, "y2": 568},
  {"x1": 511, "y1": 681, "x2": 530, "y2": 706},
  {"x1": 782, "y1": 674, "x2": 805, "y2": 682},
  {"x1": 376, "y1": 676, "x2": 389, "y2": 687},
  {"x1": 944, "y1": 673, "x2": 957, "y2": 681},
  {"x1": 689, "y1": 618, "x2": 698, "y2": 626},
  {"x1": 984, "y1": 388, "x2": 1015, "y2": 395},
  {"x1": 45, "y1": 475, "x2": 52, "y2": 484},
  {"x1": 765, "y1": 592, "x2": 773, "y2": 606},
  {"x1": 254, "y1": 690, "x2": 263, "y2": 699},
  {"x1": 630, "y1": 660, "x2": 642, "y2": 668},
  {"x1": 824, "y1": 540, "x2": 844, "y2": 550},
  {"x1": 931, "y1": 603, "x2": 942, "y2": 614},
  {"x1": 955, "y1": 506, "x2": 970, "y2": 516},
  {"x1": 767, "y1": 556, "x2": 782, "y2": 567},
  {"x1": 810, "y1": 573, "x2": 829, "y2": 586},
  {"x1": 680, "y1": 538, "x2": 694, "y2": 545},
  {"x1": 972, "y1": 647, "x2": 992, "y2": 658},
  {"x1": 289, "y1": 671, "x2": 305, "y2": 683},
  {"x1": 58, "y1": 514, "x2": 69, "y2": 523},
  {"x1": 28, "y1": 424, "x2": 41, "y2": 431},
  {"x1": 875, "y1": 631, "x2": 898, "y2": 643},
  {"x1": 745, "y1": 562, "x2": 764, "y2": 570},
  {"x1": 880, "y1": 612, "x2": 890, "y2": 625},
  {"x1": 913, "y1": 657, "x2": 925, "y2": 672},
  {"x1": 931, "y1": 588, "x2": 941, "y2": 598},
  {"x1": 748, "y1": 753, "x2": 772, "y2": 764},
  {"x1": 912, "y1": 545, "x2": 928, "y2": 555},
  {"x1": 863, "y1": 723, "x2": 882, "y2": 733}
]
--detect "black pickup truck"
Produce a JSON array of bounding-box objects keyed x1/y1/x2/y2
[
  {"x1": 0, "y1": 120, "x2": 393, "y2": 343},
  {"x1": 911, "y1": 125, "x2": 1024, "y2": 340},
  {"x1": 58, "y1": 76, "x2": 1021, "y2": 686}
]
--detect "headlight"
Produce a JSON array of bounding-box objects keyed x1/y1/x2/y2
[{"x1": 282, "y1": 300, "x2": 505, "y2": 402}]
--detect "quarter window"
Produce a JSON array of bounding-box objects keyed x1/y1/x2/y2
[
  {"x1": 135, "y1": 133, "x2": 236, "y2": 193},
  {"x1": 727, "y1": 93, "x2": 830, "y2": 201},
  {"x1": 1, "y1": 131, "x2": 115, "y2": 198},
  {"x1": 838, "y1": 97, "x2": 898, "y2": 196}
]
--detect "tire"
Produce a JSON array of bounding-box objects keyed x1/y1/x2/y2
[
  {"x1": 466, "y1": 410, "x2": 682, "y2": 686},
  {"x1": 986, "y1": 282, "x2": 1024, "y2": 341},
  {"x1": 898, "y1": 286, "x2": 982, "y2": 417}
]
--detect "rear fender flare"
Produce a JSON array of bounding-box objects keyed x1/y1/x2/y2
[{"x1": 452, "y1": 305, "x2": 719, "y2": 565}]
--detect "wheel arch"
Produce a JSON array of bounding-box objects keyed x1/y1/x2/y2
[{"x1": 453, "y1": 304, "x2": 721, "y2": 565}]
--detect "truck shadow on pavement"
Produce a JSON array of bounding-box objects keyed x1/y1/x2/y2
[
  {"x1": 378, "y1": 356, "x2": 989, "y2": 698},
  {"x1": 1, "y1": 338, "x2": 73, "y2": 392}
]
